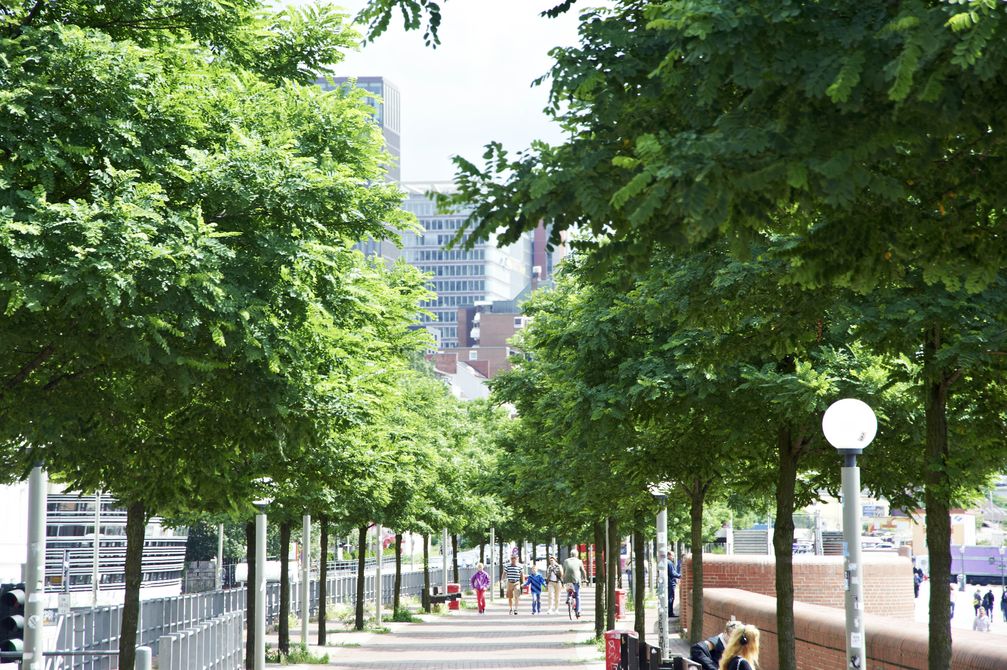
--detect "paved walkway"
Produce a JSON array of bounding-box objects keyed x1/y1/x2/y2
[{"x1": 270, "y1": 585, "x2": 692, "y2": 670}]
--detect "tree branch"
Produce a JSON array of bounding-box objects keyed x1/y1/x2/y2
[{"x1": 4, "y1": 343, "x2": 55, "y2": 390}]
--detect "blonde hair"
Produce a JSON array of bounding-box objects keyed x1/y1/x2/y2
[
  {"x1": 718, "y1": 624, "x2": 760, "y2": 670},
  {"x1": 476, "y1": 562, "x2": 484, "y2": 570}
]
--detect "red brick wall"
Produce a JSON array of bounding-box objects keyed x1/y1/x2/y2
[
  {"x1": 679, "y1": 553, "x2": 915, "y2": 630},
  {"x1": 701, "y1": 588, "x2": 1007, "y2": 670}
]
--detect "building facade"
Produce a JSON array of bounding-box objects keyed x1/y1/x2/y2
[
  {"x1": 400, "y1": 183, "x2": 532, "y2": 349},
  {"x1": 0, "y1": 483, "x2": 187, "y2": 608},
  {"x1": 320, "y1": 75, "x2": 403, "y2": 260}
]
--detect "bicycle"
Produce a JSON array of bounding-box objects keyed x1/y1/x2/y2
[{"x1": 565, "y1": 583, "x2": 580, "y2": 620}]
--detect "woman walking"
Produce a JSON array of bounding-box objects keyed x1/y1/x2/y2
[
  {"x1": 718, "y1": 624, "x2": 760, "y2": 670},
  {"x1": 546, "y1": 556, "x2": 563, "y2": 614},
  {"x1": 470, "y1": 563, "x2": 491, "y2": 614}
]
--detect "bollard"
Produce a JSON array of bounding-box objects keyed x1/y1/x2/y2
[{"x1": 135, "y1": 646, "x2": 152, "y2": 670}]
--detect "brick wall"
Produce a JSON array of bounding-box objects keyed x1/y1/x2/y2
[
  {"x1": 701, "y1": 588, "x2": 1007, "y2": 670},
  {"x1": 679, "y1": 553, "x2": 915, "y2": 630}
]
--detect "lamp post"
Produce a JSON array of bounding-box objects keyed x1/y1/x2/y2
[
  {"x1": 822, "y1": 398, "x2": 877, "y2": 670},
  {"x1": 989, "y1": 545, "x2": 1006, "y2": 592},
  {"x1": 252, "y1": 496, "x2": 271, "y2": 670},
  {"x1": 649, "y1": 483, "x2": 671, "y2": 660}
]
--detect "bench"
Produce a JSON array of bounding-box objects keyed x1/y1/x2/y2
[{"x1": 429, "y1": 592, "x2": 462, "y2": 605}]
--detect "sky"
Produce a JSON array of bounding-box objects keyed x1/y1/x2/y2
[{"x1": 327, "y1": 1, "x2": 584, "y2": 183}]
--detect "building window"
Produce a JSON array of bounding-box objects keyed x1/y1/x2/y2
[{"x1": 469, "y1": 350, "x2": 478, "y2": 361}]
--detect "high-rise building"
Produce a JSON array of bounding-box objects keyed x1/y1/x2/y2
[
  {"x1": 319, "y1": 76, "x2": 403, "y2": 260},
  {"x1": 320, "y1": 76, "x2": 401, "y2": 181},
  {"x1": 400, "y1": 183, "x2": 532, "y2": 349}
]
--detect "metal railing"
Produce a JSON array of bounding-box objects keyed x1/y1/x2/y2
[
  {"x1": 158, "y1": 611, "x2": 243, "y2": 670},
  {"x1": 47, "y1": 565, "x2": 476, "y2": 669}
]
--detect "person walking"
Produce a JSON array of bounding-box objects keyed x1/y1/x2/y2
[
  {"x1": 545, "y1": 556, "x2": 563, "y2": 614},
  {"x1": 561, "y1": 548, "x2": 587, "y2": 619},
  {"x1": 983, "y1": 588, "x2": 995, "y2": 619},
  {"x1": 718, "y1": 624, "x2": 760, "y2": 670},
  {"x1": 668, "y1": 553, "x2": 681, "y2": 618},
  {"x1": 470, "y1": 562, "x2": 490, "y2": 614},
  {"x1": 525, "y1": 565, "x2": 546, "y2": 614},
  {"x1": 1001, "y1": 590, "x2": 1007, "y2": 623},
  {"x1": 950, "y1": 583, "x2": 957, "y2": 619},
  {"x1": 502, "y1": 555, "x2": 524, "y2": 615},
  {"x1": 973, "y1": 606, "x2": 991, "y2": 632},
  {"x1": 973, "y1": 588, "x2": 982, "y2": 616}
]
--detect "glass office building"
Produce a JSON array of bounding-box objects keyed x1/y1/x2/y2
[
  {"x1": 320, "y1": 76, "x2": 401, "y2": 182},
  {"x1": 400, "y1": 183, "x2": 532, "y2": 348}
]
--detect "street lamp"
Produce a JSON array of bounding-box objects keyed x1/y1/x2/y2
[
  {"x1": 988, "y1": 545, "x2": 1006, "y2": 592},
  {"x1": 649, "y1": 482, "x2": 673, "y2": 660},
  {"x1": 822, "y1": 398, "x2": 877, "y2": 670}
]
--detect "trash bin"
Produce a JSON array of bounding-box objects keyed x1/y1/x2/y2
[
  {"x1": 620, "y1": 632, "x2": 640, "y2": 670},
  {"x1": 614, "y1": 588, "x2": 627, "y2": 620},
  {"x1": 604, "y1": 630, "x2": 637, "y2": 670},
  {"x1": 447, "y1": 582, "x2": 461, "y2": 610}
]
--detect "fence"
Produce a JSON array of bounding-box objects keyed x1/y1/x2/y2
[
  {"x1": 157, "y1": 611, "x2": 243, "y2": 670},
  {"x1": 47, "y1": 565, "x2": 477, "y2": 669}
]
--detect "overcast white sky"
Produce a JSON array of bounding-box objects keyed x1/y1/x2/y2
[{"x1": 326, "y1": 1, "x2": 583, "y2": 182}]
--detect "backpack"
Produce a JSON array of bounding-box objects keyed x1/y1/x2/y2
[{"x1": 727, "y1": 657, "x2": 753, "y2": 670}]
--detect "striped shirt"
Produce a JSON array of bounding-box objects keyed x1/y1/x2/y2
[{"x1": 504, "y1": 564, "x2": 523, "y2": 583}]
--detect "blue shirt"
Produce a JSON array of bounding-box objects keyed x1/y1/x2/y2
[{"x1": 525, "y1": 573, "x2": 546, "y2": 593}]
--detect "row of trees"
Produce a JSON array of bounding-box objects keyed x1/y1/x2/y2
[
  {"x1": 0, "y1": 1, "x2": 502, "y2": 667},
  {"x1": 357, "y1": 1, "x2": 1007, "y2": 669}
]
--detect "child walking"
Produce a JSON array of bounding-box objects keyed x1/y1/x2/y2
[
  {"x1": 525, "y1": 565, "x2": 546, "y2": 614},
  {"x1": 470, "y1": 562, "x2": 491, "y2": 614}
]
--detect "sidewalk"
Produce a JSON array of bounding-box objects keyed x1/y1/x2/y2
[
  {"x1": 270, "y1": 585, "x2": 693, "y2": 669},
  {"x1": 276, "y1": 586, "x2": 601, "y2": 669}
]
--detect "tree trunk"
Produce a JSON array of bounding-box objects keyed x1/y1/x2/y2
[
  {"x1": 354, "y1": 525, "x2": 367, "y2": 630},
  {"x1": 689, "y1": 481, "x2": 707, "y2": 643},
  {"x1": 394, "y1": 533, "x2": 403, "y2": 612},
  {"x1": 480, "y1": 542, "x2": 485, "y2": 565},
  {"x1": 633, "y1": 527, "x2": 646, "y2": 644},
  {"x1": 926, "y1": 325, "x2": 953, "y2": 670},
  {"x1": 279, "y1": 520, "x2": 291, "y2": 653},
  {"x1": 773, "y1": 425, "x2": 800, "y2": 670},
  {"x1": 422, "y1": 533, "x2": 432, "y2": 612},
  {"x1": 318, "y1": 516, "x2": 328, "y2": 646},
  {"x1": 451, "y1": 533, "x2": 459, "y2": 583},
  {"x1": 606, "y1": 517, "x2": 618, "y2": 631},
  {"x1": 118, "y1": 501, "x2": 146, "y2": 670},
  {"x1": 594, "y1": 521, "x2": 606, "y2": 638},
  {"x1": 245, "y1": 521, "x2": 255, "y2": 670}
]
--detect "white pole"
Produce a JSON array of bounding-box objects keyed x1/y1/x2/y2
[
  {"x1": 489, "y1": 527, "x2": 495, "y2": 603},
  {"x1": 442, "y1": 528, "x2": 449, "y2": 591},
  {"x1": 255, "y1": 509, "x2": 267, "y2": 670},
  {"x1": 842, "y1": 454, "x2": 866, "y2": 669},
  {"x1": 135, "y1": 646, "x2": 152, "y2": 670},
  {"x1": 301, "y1": 514, "x2": 310, "y2": 645},
  {"x1": 216, "y1": 523, "x2": 225, "y2": 590},
  {"x1": 656, "y1": 500, "x2": 669, "y2": 660},
  {"x1": 92, "y1": 491, "x2": 101, "y2": 606},
  {"x1": 23, "y1": 464, "x2": 46, "y2": 670},
  {"x1": 375, "y1": 524, "x2": 383, "y2": 625}
]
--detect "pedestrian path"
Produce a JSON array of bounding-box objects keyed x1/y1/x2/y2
[{"x1": 278, "y1": 587, "x2": 604, "y2": 669}]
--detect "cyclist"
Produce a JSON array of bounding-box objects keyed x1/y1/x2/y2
[{"x1": 561, "y1": 548, "x2": 586, "y2": 619}]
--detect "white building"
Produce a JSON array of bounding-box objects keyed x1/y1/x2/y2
[{"x1": 0, "y1": 483, "x2": 187, "y2": 608}]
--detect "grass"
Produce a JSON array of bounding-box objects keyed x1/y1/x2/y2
[
  {"x1": 265, "y1": 644, "x2": 330, "y2": 665},
  {"x1": 391, "y1": 607, "x2": 421, "y2": 623}
]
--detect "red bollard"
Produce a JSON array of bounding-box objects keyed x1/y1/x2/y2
[
  {"x1": 614, "y1": 588, "x2": 626, "y2": 620},
  {"x1": 447, "y1": 582, "x2": 461, "y2": 610}
]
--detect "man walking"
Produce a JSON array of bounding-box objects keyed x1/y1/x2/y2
[
  {"x1": 562, "y1": 548, "x2": 587, "y2": 618},
  {"x1": 502, "y1": 555, "x2": 524, "y2": 615}
]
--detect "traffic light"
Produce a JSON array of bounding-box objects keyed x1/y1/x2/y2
[{"x1": 0, "y1": 583, "x2": 25, "y2": 664}]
